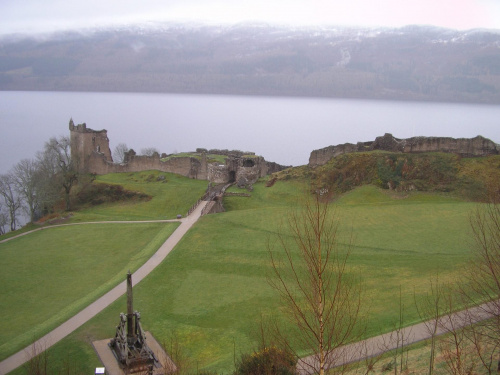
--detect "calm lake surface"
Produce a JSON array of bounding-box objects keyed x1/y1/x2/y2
[{"x1": 1, "y1": 91, "x2": 500, "y2": 173}]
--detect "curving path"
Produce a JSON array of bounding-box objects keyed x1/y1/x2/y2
[
  {"x1": 0, "y1": 201, "x2": 209, "y2": 374},
  {"x1": 297, "y1": 300, "x2": 498, "y2": 374},
  {"x1": 0, "y1": 219, "x2": 182, "y2": 245}
]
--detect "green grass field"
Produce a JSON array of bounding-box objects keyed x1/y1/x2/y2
[
  {"x1": 0, "y1": 222, "x2": 179, "y2": 361},
  {"x1": 72, "y1": 170, "x2": 208, "y2": 221},
  {"x1": 1, "y1": 171, "x2": 207, "y2": 362},
  {"x1": 5, "y1": 177, "x2": 479, "y2": 374}
]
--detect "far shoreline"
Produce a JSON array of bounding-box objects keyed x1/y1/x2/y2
[{"x1": 2, "y1": 87, "x2": 500, "y2": 106}]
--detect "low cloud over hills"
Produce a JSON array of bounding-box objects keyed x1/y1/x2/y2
[{"x1": 1, "y1": 23, "x2": 500, "y2": 104}]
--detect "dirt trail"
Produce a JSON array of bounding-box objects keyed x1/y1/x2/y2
[{"x1": 0, "y1": 201, "x2": 208, "y2": 375}]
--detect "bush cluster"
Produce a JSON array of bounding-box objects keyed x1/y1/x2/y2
[
  {"x1": 234, "y1": 347, "x2": 296, "y2": 375},
  {"x1": 300, "y1": 152, "x2": 499, "y2": 201},
  {"x1": 76, "y1": 183, "x2": 151, "y2": 206}
]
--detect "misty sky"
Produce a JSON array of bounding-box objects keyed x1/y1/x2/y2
[{"x1": 1, "y1": 0, "x2": 500, "y2": 35}]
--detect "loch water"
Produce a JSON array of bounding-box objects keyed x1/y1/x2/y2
[{"x1": 1, "y1": 91, "x2": 500, "y2": 173}]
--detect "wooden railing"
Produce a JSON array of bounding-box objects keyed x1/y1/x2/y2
[
  {"x1": 187, "y1": 183, "x2": 234, "y2": 217},
  {"x1": 186, "y1": 191, "x2": 210, "y2": 217}
]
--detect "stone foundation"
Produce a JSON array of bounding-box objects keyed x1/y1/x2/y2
[{"x1": 93, "y1": 332, "x2": 176, "y2": 375}]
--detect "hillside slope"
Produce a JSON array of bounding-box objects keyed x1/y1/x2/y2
[
  {"x1": 1, "y1": 24, "x2": 500, "y2": 103},
  {"x1": 273, "y1": 152, "x2": 500, "y2": 201}
]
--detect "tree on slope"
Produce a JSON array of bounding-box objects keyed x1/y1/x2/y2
[
  {"x1": 462, "y1": 201, "x2": 500, "y2": 372},
  {"x1": 12, "y1": 158, "x2": 41, "y2": 223},
  {"x1": 0, "y1": 173, "x2": 21, "y2": 231},
  {"x1": 40, "y1": 136, "x2": 78, "y2": 211},
  {"x1": 0, "y1": 202, "x2": 8, "y2": 235},
  {"x1": 268, "y1": 194, "x2": 363, "y2": 375}
]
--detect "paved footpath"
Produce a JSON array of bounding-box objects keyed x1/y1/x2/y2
[
  {"x1": 0, "y1": 219, "x2": 182, "y2": 245},
  {"x1": 297, "y1": 301, "x2": 498, "y2": 374},
  {"x1": 0, "y1": 201, "x2": 208, "y2": 375}
]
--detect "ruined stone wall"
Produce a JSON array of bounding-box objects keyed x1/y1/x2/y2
[
  {"x1": 200, "y1": 149, "x2": 256, "y2": 158},
  {"x1": 85, "y1": 152, "x2": 204, "y2": 179},
  {"x1": 202, "y1": 197, "x2": 225, "y2": 215},
  {"x1": 234, "y1": 158, "x2": 260, "y2": 185},
  {"x1": 206, "y1": 156, "x2": 274, "y2": 185},
  {"x1": 236, "y1": 166, "x2": 261, "y2": 186},
  {"x1": 308, "y1": 143, "x2": 362, "y2": 166},
  {"x1": 266, "y1": 161, "x2": 291, "y2": 175},
  {"x1": 309, "y1": 133, "x2": 499, "y2": 166},
  {"x1": 403, "y1": 135, "x2": 499, "y2": 157},
  {"x1": 208, "y1": 164, "x2": 230, "y2": 184},
  {"x1": 70, "y1": 123, "x2": 285, "y2": 183}
]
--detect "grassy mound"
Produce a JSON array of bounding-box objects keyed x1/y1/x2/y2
[{"x1": 71, "y1": 170, "x2": 208, "y2": 222}]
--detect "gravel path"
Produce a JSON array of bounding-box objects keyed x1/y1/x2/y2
[
  {"x1": 0, "y1": 219, "x2": 182, "y2": 245},
  {"x1": 0, "y1": 201, "x2": 208, "y2": 374},
  {"x1": 297, "y1": 301, "x2": 498, "y2": 374}
]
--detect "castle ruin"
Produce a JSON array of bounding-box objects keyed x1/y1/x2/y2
[
  {"x1": 69, "y1": 121, "x2": 287, "y2": 185},
  {"x1": 309, "y1": 133, "x2": 500, "y2": 167}
]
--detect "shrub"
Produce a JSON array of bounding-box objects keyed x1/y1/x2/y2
[
  {"x1": 76, "y1": 182, "x2": 151, "y2": 206},
  {"x1": 234, "y1": 347, "x2": 296, "y2": 375},
  {"x1": 381, "y1": 360, "x2": 394, "y2": 372}
]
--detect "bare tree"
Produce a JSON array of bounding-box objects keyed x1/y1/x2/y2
[
  {"x1": 468, "y1": 202, "x2": 500, "y2": 318},
  {"x1": 25, "y1": 340, "x2": 49, "y2": 375},
  {"x1": 140, "y1": 147, "x2": 160, "y2": 157},
  {"x1": 268, "y1": 194, "x2": 362, "y2": 375},
  {"x1": 113, "y1": 142, "x2": 129, "y2": 163},
  {"x1": 0, "y1": 202, "x2": 8, "y2": 235},
  {"x1": 40, "y1": 136, "x2": 78, "y2": 211},
  {"x1": 35, "y1": 149, "x2": 62, "y2": 214},
  {"x1": 459, "y1": 201, "x2": 500, "y2": 372},
  {"x1": 437, "y1": 292, "x2": 477, "y2": 375},
  {"x1": 12, "y1": 158, "x2": 41, "y2": 223},
  {"x1": 0, "y1": 173, "x2": 22, "y2": 231},
  {"x1": 380, "y1": 286, "x2": 413, "y2": 375},
  {"x1": 463, "y1": 313, "x2": 499, "y2": 374},
  {"x1": 161, "y1": 331, "x2": 190, "y2": 375},
  {"x1": 414, "y1": 275, "x2": 448, "y2": 375}
]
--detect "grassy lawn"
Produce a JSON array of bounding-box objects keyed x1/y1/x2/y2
[
  {"x1": 336, "y1": 186, "x2": 474, "y2": 334},
  {"x1": 9, "y1": 181, "x2": 479, "y2": 374},
  {"x1": 70, "y1": 170, "x2": 207, "y2": 222},
  {"x1": 0, "y1": 222, "x2": 179, "y2": 361}
]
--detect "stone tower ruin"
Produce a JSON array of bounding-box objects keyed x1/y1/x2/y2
[{"x1": 69, "y1": 119, "x2": 112, "y2": 173}]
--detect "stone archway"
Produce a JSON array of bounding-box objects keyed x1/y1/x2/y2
[
  {"x1": 243, "y1": 159, "x2": 255, "y2": 167},
  {"x1": 229, "y1": 171, "x2": 236, "y2": 183}
]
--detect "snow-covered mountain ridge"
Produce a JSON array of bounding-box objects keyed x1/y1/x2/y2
[{"x1": 1, "y1": 23, "x2": 499, "y2": 103}]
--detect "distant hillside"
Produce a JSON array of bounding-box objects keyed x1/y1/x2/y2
[
  {"x1": 273, "y1": 152, "x2": 500, "y2": 202},
  {"x1": 1, "y1": 23, "x2": 500, "y2": 104}
]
